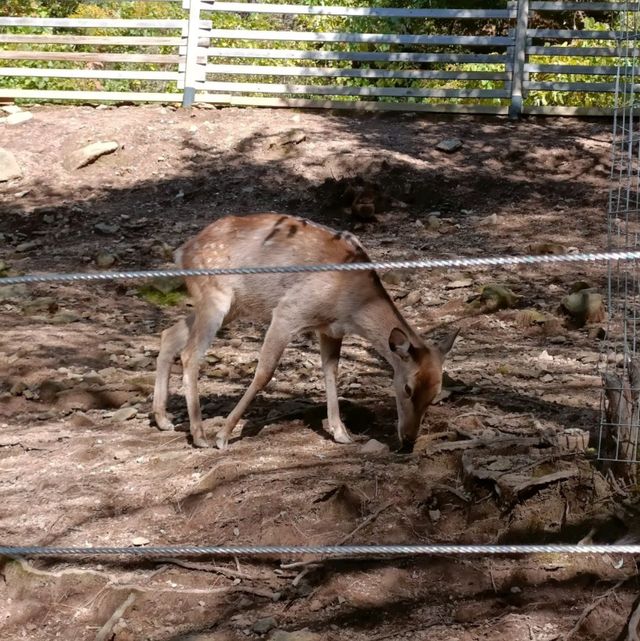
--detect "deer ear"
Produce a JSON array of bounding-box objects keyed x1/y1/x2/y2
[
  {"x1": 389, "y1": 328, "x2": 411, "y2": 360},
  {"x1": 436, "y1": 328, "x2": 459, "y2": 357}
]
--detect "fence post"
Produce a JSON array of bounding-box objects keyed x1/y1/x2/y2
[
  {"x1": 182, "y1": 0, "x2": 202, "y2": 107},
  {"x1": 509, "y1": 0, "x2": 529, "y2": 119}
]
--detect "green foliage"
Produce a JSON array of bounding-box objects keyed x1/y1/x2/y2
[{"x1": 0, "y1": 2, "x2": 627, "y2": 109}]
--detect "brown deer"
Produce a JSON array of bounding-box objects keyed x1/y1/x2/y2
[{"x1": 153, "y1": 213, "x2": 457, "y2": 450}]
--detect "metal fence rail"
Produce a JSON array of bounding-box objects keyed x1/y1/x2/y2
[
  {"x1": 1, "y1": 544, "x2": 639, "y2": 558},
  {"x1": 0, "y1": 0, "x2": 639, "y2": 115}
]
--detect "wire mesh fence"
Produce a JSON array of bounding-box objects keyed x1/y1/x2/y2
[{"x1": 600, "y1": 4, "x2": 640, "y2": 469}]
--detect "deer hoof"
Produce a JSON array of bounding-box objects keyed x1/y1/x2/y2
[
  {"x1": 155, "y1": 416, "x2": 175, "y2": 432},
  {"x1": 216, "y1": 434, "x2": 229, "y2": 450},
  {"x1": 192, "y1": 435, "x2": 210, "y2": 448},
  {"x1": 333, "y1": 427, "x2": 354, "y2": 444}
]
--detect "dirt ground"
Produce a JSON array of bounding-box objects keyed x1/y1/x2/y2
[{"x1": 0, "y1": 104, "x2": 639, "y2": 641}]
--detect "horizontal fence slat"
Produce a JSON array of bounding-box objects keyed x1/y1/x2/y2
[
  {"x1": 0, "y1": 67, "x2": 180, "y2": 81},
  {"x1": 206, "y1": 64, "x2": 508, "y2": 81},
  {"x1": 0, "y1": 51, "x2": 180, "y2": 63},
  {"x1": 526, "y1": 80, "x2": 619, "y2": 92},
  {"x1": 207, "y1": 47, "x2": 509, "y2": 64},
  {"x1": 530, "y1": 1, "x2": 640, "y2": 11},
  {"x1": 208, "y1": 29, "x2": 512, "y2": 46},
  {"x1": 528, "y1": 29, "x2": 636, "y2": 40},
  {"x1": 0, "y1": 35, "x2": 182, "y2": 46},
  {"x1": 202, "y1": 80, "x2": 509, "y2": 98},
  {"x1": 526, "y1": 63, "x2": 620, "y2": 75},
  {"x1": 527, "y1": 46, "x2": 633, "y2": 57},
  {"x1": 206, "y1": 3, "x2": 515, "y2": 19},
  {"x1": 0, "y1": 89, "x2": 181, "y2": 102},
  {"x1": 0, "y1": 17, "x2": 200, "y2": 29},
  {"x1": 196, "y1": 93, "x2": 510, "y2": 114}
]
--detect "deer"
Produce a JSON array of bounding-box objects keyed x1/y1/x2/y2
[{"x1": 152, "y1": 213, "x2": 458, "y2": 450}]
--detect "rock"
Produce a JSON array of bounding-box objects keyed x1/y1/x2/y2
[
  {"x1": 15, "y1": 239, "x2": 43, "y2": 252},
  {"x1": 476, "y1": 213, "x2": 499, "y2": 226},
  {"x1": 308, "y1": 599, "x2": 323, "y2": 612},
  {"x1": 540, "y1": 373, "x2": 554, "y2": 383},
  {"x1": 429, "y1": 509, "x2": 441, "y2": 522},
  {"x1": 95, "y1": 252, "x2": 117, "y2": 268},
  {"x1": 6, "y1": 112, "x2": 33, "y2": 125},
  {"x1": 404, "y1": 290, "x2": 422, "y2": 307},
  {"x1": 466, "y1": 284, "x2": 518, "y2": 313},
  {"x1": 528, "y1": 242, "x2": 567, "y2": 255},
  {"x1": 270, "y1": 630, "x2": 322, "y2": 641},
  {"x1": 1, "y1": 105, "x2": 23, "y2": 115},
  {"x1": 426, "y1": 215, "x2": 442, "y2": 231},
  {"x1": 0, "y1": 284, "x2": 28, "y2": 301},
  {"x1": 252, "y1": 618, "x2": 277, "y2": 634},
  {"x1": 360, "y1": 438, "x2": 390, "y2": 455},
  {"x1": 131, "y1": 537, "x2": 149, "y2": 547},
  {"x1": 38, "y1": 379, "x2": 64, "y2": 403},
  {"x1": 113, "y1": 449, "x2": 131, "y2": 461},
  {"x1": 68, "y1": 411, "x2": 95, "y2": 428},
  {"x1": 111, "y1": 407, "x2": 138, "y2": 422},
  {"x1": 63, "y1": 141, "x2": 119, "y2": 171},
  {"x1": 381, "y1": 270, "x2": 403, "y2": 286},
  {"x1": 56, "y1": 388, "x2": 129, "y2": 411},
  {"x1": 22, "y1": 297, "x2": 58, "y2": 315},
  {"x1": 538, "y1": 350, "x2": 554, "y2": 362},
  {"x1": 561, "y1": 288, "x2": 605, "y2": 328},
  {"x1": 94, "y1": 222, "x2": 120, "y2": 235},
  {"x1": 51, "y1": 310, "x2": 81, "y2": 324},
  {"x1": 435, "y1": 138, "x2": 463, "y2": 152},
  {"x1": 445, "y1": 279, "x2": 473, "y2": 290},
  {"x1": 0, "y1": 148, "x2": 22, "y2": 182}
]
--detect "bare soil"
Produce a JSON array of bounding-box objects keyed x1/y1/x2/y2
[{"x1": 0, "y1": 105, "x2": 638, "y2": 641}]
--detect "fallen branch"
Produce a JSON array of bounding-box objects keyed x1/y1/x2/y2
[
  {"x1": 563, "y1": 580, "x2": 624, "y2": 641},
  {"x1": 280, "y1": 501, "x2": 394, "y2": 570},
  {"x1": 94, "y1": 592, "x2": 136, "y2": 641},
  {"x1": 156, "y1": 557, "x2": 256, "y2": 580},
  {"x1": 625, "y1": 595, "x2": 640, "y2": 641}
]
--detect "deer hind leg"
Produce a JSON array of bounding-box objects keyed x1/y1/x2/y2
[
  {"x1": 181, "y1": 299, "x2": 230, "y2": 448},
  {"x1": 153, "y1": 314, "x2": 192, "y2": 432},
  {"x1": 318, "y1": 332, "x2": 352, "y2": 444},
  {"x1": 216, "y1": 312, "x2": 293, "y2": 450}
]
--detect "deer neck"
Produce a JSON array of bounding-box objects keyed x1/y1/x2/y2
[{"x1": 352, "y1": 295, "x2": 421, "y2": 366}]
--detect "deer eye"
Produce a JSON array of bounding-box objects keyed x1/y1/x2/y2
[{"x1": 404, "y1": 384, "x2": 413, "y2": 398}]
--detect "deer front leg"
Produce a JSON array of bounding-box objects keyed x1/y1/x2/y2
[
  {"x1": 153, "y1": 315, "x2": 192, "y2": 432},
  {"x1": 181, "y1": 307, "x2": 227, "y2": 448},
  {"x1": 216, "y1": 314, "x2": 293, "y2": 450},
  {"x1": 318, "y1": 332, "x2": 352, "y2": 444}
]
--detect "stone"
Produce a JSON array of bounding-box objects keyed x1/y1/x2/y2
[
  {"x1": 51, "y1": 310, "x2": 81, "y2": 324},
  {"x1": 435, "y1": 138, "x2": 463, "y2": 152},
  {"x1": 540, "y1": 373, "x2": 554, "y2": 383},
  {"x1": 1, "y1": 105, "x2": 23, "y2": 115},
  {"x1": 270, "y1": 630, "x2": 322, "y2": 641},
  {"x1": 68, "y1": 412, "x2": 95, "y2": 428},
  {"x1": 111, "y1": 406, "x2": 138, "y2": 422},
  {"x1": 0, "y1": 284, "x2": 28, "y2": 301},
  {"x1": 406, "y1": 290, "x2": 422, "y2": 306},
  {"x1": 381, "y1": 270, "x2": 403, "y2": 286},
  {"x1": 0, "y1": 148, "x2": 21, "y2": 182},
  {"x1": 131, "y1": 537, "x2": 149, "y2": 546},
  {"x1": 308, "y1": 600, "x2": 323, "y2": 612},
  {"x1": 113, "y1": 449, "x2": 131, "y2": 461},
  {"x1": 63, "y1": 141, "x2": 119, "y2": 171},
  {"x1": 6, "y1": 112, "x2": 33, "y2": 125},
  {"x1": 445, "y1": 279, "x2": 473, "y2": 290},
  {"x1": 94, "y1": 222, "x2": 120, "y2": 235},
  {"x1": 15, "y1": 239, "x2": 43, "y2": 252},
  {"x1": 426, "y1": 215, "x2": 442, "y2": 230},
  {"x1": 538, "y1": 350, "x2": 553, "y2": 362},
  {"x1": 360, "y1": 438, "x2": 390, "y2": 455},
  {"x1": 96, "y1": 252, "x2": 117, "y2": 268},
  {"x1": 477, "y1": 213, "x2": 499, "y2": 226},
  {"x1": 252, "y1": 617, "x2": 277, "y2": 634}
]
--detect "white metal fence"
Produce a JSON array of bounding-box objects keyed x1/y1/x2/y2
[{"x1": 0, "y1": 0, "x2": 638, "y2": 116}]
